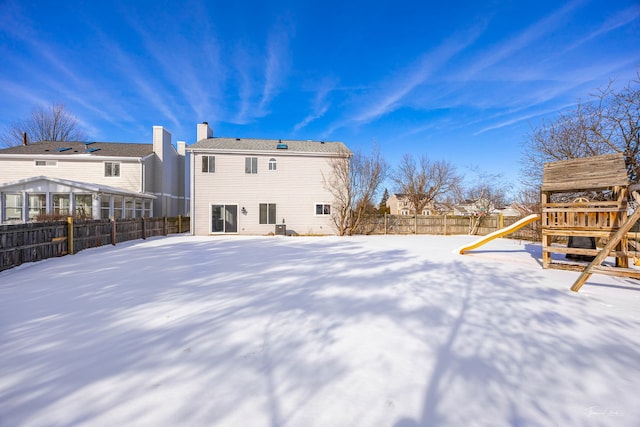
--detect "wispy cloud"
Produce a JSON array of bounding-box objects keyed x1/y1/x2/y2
[
  {"x1": 233, "y1": 21, "x2": 293, "y2": 124},
  {"x1": 122, "y1": 8, "x2": 224, "y2": 126},
  {"x1": 259, "y1": 22, "x2": 292, "y2": 113},
  {"x1": 561, "y1": 5, "x2": 640, "y2": 54},
  {"x1": 293, "y1": 78, "x2": 336, "y2": 132},
  {"x1": 0, "y1": 3, "x2": 139, "y2": 132},
  {"x1": 100, "y1": 37, "x2": 181, "y2": 130},
  {"x1": 326, "y1": 23, "x2": 486, "y2": 135},
  {"x1": 459, "y1": 0, "x2": 584, "y2": 80}
]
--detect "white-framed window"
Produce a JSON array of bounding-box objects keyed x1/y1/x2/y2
[
  {"x1": 202, "y1": 155, "x2": 215, "y2": 173},
  {"x1": 53, "y1": 194, "x2": 70, "y2": 215},
  {"x1": 75, "y1": 194, "x2": 93, "y2": 218},
  {"x1": 143, "y1": 200, "x2": 152, "y2": 217},
  {"x1": 101, "y1": 196, "x2": 111, "y2": 219},
  {"x1": 259, "y1": 203, "x2": 276, "y2": 224},
  {"x1": 113, "y1": 196, "x2": 123, "y2": 219},
  {"x1": 315, "y1": 203, "x2": 331, "y2": 215},
  {"x1": 35, "y1": 160, "x2": 57, "y2": 167},
  {"x1": 268, "y1": 158, "x2": 277, "y2": 171},
  {"x1": 124, "y1": 197, "x2": 134, "y2": 218},
  {"x1": 245, "y1": 157, "x2": 258, "y2": 174},
  {"x1": 104, "y1": 162, "x2": 120, "y2": 177},
  {"x1": 4, "y1": 193, "x2": 23, "y2": 221},
  {"x1": 28, "y1": 194, "x2": 46, "y2": 220}
]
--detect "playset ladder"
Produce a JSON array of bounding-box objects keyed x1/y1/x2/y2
[{"x1": 571, "y1": 192, "x2": 640, "y2": 291}]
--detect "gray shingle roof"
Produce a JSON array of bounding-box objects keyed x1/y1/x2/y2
[
  {"x1": 0, "y1": 141, "x2": 153, "y2": 158},
  {"x1": 188, "y1": 137, "x2": 349, "y2": 154}
]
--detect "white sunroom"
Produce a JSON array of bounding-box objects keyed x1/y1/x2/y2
[{"x1": 0, "y1": 176, "x2": 156, "y2": 224}]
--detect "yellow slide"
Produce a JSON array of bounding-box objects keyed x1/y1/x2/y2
[{"x1": 457, "y1": 214, "x2": 540, "y2": 254}]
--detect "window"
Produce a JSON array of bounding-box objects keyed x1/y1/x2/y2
[
  {"x1": 124, "y1": 197, "x2": 134, "y2": 218},
  {"x1": 53, "y1": 194, "x2": 70, "y2": 215},
  {"x1": 105, "y1": 162, "x2": 120, "y2": 177},
  {"x1": 101, "y1": 196, "x2": 111, "y2": 219},
  {"x1": 28, "y1": 194, "x2": 46, "y2": 220},
  {"x1": 143, "y1": 200, "x2": 152, "y2": 217},
  {"x1": 113, "y1": 196, "x2": 123, "y2": 219},
  {"x1": 35, "y1": 160, "x2": 57, "y2": 167},
  {"x1": 4, "y1": 194, "x2": 23, "y2": 221},
  {"x1": 202, "y1": 155, "x2": 215, "y2": 173},
  {"x1": 269, "y1": 158, "x2": 277, "y2": 171},
  {"x1": 315, "y1": 203, "x2": 331, "y2": 215},
  {"x1": 75, "y1": 194, "x2": 92, "y2": 218},
  {"x1": 135, "y1": 199, "x2": 143, "y2": 217},
  {"x1": 259, "y1": 203, "x2": 277, "y2": 224},
  {"x1": 245, "y1": 157, "x2": 258, "y2": 174}
]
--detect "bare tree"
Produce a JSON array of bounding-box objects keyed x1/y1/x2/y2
[
  {"x1": 462, "y1": 169, "x2": 511, "y2": 234},
  {"x1": 391, "y1": 154, "x2": 461, "y2": 233},
  {"x1": 521, "y1": 74, "x2": 640, "y2": 189},
  {"x1": 324, "y1": 145, "x2": 387, "y2": 236},
  {"x1": 1, "y1": 103, "x2": 87, "y2": 147}
]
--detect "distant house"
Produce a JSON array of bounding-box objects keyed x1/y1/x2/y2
[
  {"x1": 494, "y1": 202, "x2": 524, "y2": 217},
  {"x1": 187, "y1": 122, "x2": 350, "y2": 235},
  {"x1": 452, "y1": 198, "x2": 520, "y2": 217},
  {"x1": 0, "y1": 126, "x2": 187, "y2": 223},
  {"x1": 386, "y1": 193, "x2": 436, "y2": 216}
]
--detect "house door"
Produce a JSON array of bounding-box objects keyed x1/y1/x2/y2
[{"x1": 211, "y1": 204, "x2": 238, "y2": 233}]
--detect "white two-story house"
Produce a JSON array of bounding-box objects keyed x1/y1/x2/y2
[
  {"x1": 187, "y1": 122, "x2": 350, "y2": 235},
  {"x1": 386, "y1": 193, "x2": 437, "y2": 216},
  {"x1": 0, "y1": 126, "x2": 188, "y2": 223}
]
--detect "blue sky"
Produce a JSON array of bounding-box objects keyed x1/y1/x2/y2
[{"x1": 1, "y1": 0, "x2": 638, "y2": 194}]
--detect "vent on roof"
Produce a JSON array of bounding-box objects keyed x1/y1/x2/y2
[
  {"x1": 85, "y1": 141, "x2": 96, "y2": 146},
  {"x1": 236, "y1": 138, "x2": 241, "y2": 141},
  {"x1": 276, "y1": 143, "x2": 288, "y2": 149},
  {"x1": 55, "y1": 147, "x2": 71, "y2": 152},
  {"x1": 85, "y1": 148, "x2": 100, "y2": 153}
]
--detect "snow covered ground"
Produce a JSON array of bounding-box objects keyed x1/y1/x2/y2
[{"x1": 1, "y1": 234, "x2": 639, "y2": 427}]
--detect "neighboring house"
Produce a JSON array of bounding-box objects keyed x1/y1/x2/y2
[
  {"x1": 0, "y1": 126, "x2": 188, "y2": 223},
  {"x1": 494, "y1": 202, "x2": 524, "y2": 217},
  {"x1": 386, "y1": 193, "x2": 436, "y2": 216},
  {"x1": 453, "y1": 198, "x2": 496, "y2": 216},
  {"x1": 187, "y1": 122, "x2": 349, "y2": 235}
]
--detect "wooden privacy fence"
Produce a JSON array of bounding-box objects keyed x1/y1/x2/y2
[
  {"x1": 0, "y1": 216, "x2": 190, "y2": 272},
  {"x1": 359, "y1": 214, "x2": 541, "y2": 240}
]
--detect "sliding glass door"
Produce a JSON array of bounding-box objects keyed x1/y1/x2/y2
[{"x1": 211, "y1": 204, "x2": 238, "y2": 233}]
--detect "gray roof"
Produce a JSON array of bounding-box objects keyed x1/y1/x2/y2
[
  {"x1": 0, "y1": 141, "x2": 153, "y2": 158},
  {"x1": 0, "y1": 175, "x2": 156, "y2": 198},
  {"x1": 188, "y1": 137, "x2": 349, "y2": 154}
]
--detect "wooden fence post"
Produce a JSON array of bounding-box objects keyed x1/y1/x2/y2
[
  {"x1": 499, "y1": 213, "x2": 504, "y2": 230},
  {"x1": 164, "y1": 216, "x2": 168, "y2": 236},
  {"x1": 67, "y1": 216, "x2": 74, "y2": 255},
  {"x1": 111, "y1": 217, "x2": 116, "y2": 246},
  {"x1": 141, "y1": 217, "x2": 146, "y2": 240},
  {"x1": 178, "y1": 215, "x2": 182, "y2": 234},
  {"x1": 384, "y1": 213, "x2": 387, "y2": 235}
]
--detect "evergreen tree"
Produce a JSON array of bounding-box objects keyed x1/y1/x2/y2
[{"x1": 379, "y1": 188, "x2": 390, "y2": 214}]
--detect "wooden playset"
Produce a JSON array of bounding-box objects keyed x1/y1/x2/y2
[{"x1": 540, "y1": 153, "x2": 640, "y2": 291}]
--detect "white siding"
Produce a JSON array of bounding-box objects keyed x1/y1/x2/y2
[
  {"x1": 0, "y1": 157, "x2": 143, "y2": 192},
  {"x1": 151, "y1": 127, "x2": 187, "y2": 217},
  {"x1": 192, "y1": 152, "x2": 337, "y2": 235}
]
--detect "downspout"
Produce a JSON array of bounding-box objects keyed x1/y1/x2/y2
[
  {"x1": 139, "y1": 158, "x2": 145, "y2": 194},
  {"x1": 190, "y1": 150, "x2": 195, "y2": 234}
]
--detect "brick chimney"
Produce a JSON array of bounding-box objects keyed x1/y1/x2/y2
[
  {"x1": 22, "y1": 132, "x2": 28, "y2": 145},
  {"x1": 197, "y1": 121, "x2": 213, "y2": 141}
]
